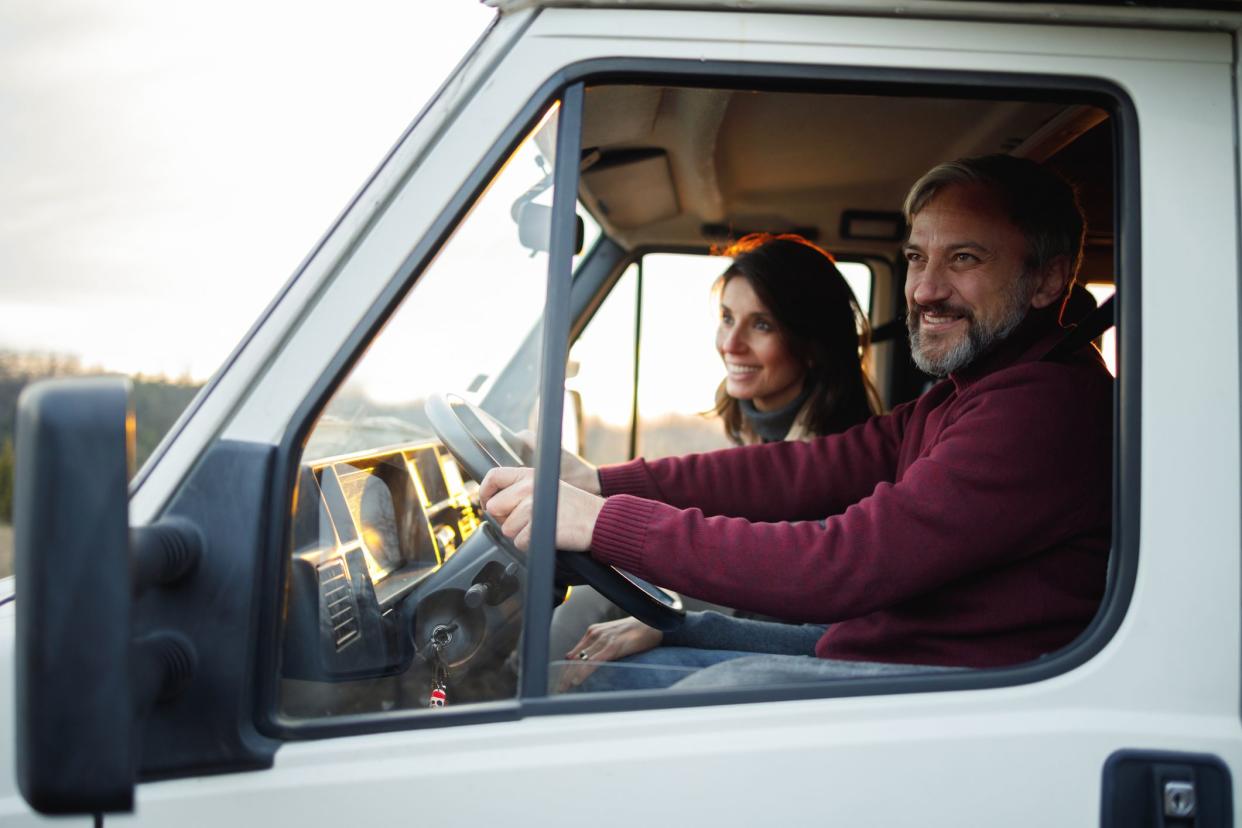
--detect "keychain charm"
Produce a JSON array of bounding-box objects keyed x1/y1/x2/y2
[
  {"x1": 427, "y1": 624, "x2": 454, "y2": 710},
  {"x1": 429, "y1": 659, "x2": 450, "y2": 709}
]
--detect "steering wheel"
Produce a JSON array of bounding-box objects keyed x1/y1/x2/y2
[{"x1": 425, "y1": 393, "x2": 684, "y2": 632}]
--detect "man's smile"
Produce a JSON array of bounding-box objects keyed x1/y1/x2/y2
[{"x1": 914, "y1": 304, "x2": 972, "y2": 336}]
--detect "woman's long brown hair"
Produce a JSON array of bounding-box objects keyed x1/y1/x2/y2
[{"x1": 711, "y1": 233, "x2": 882, "y2": 444}]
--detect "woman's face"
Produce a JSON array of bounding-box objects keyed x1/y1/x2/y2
[{"x1": 715, "y1": 276, "x2": 806, "y2": 411}]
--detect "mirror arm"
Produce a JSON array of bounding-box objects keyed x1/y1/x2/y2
[{"x1": 131, "y1": 519, "x2": 202, "y2": 594}]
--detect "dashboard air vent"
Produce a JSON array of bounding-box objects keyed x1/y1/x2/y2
[{"x1": 318, "y1": 558, "x2": 360, "y2": 651}]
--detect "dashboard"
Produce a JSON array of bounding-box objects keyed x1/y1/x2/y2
[{"x1": 281, "y1": 439, "x2": 524, "y2": 705}]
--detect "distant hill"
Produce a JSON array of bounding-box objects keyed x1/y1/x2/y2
[
  {"x1": 0, "y1": 351, "x2": 203, "y2": 524},
  {"x1": 0, "y1": 352, "x2": 737, "y2": 578}
]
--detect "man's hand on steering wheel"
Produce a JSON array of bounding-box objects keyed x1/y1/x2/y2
[
  {"x1": 479, "y1": 467, "x2": 603, "y2": 551},
  {"x1": 426, "y1": 393, "x2": 682, "y2": 631}
]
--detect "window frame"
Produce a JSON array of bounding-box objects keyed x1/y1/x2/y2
[{"x1": 257, "y1": 57, "x2": 1140, "y2": 741}]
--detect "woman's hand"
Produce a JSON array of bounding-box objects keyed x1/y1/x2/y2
[
  {"x1": 479, "y1": 467, "x2": 603, "y2": 551},
  {"x1": 557, "y1": 617, "x2": 664, "y2": 691},
  {"x1": 513, "y1": 430, "x2": 601, "y2": 495}
]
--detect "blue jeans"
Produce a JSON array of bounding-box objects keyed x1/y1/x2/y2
[
  {"x1": 555, "y1": 648, "x2": 966, "y2": 693},
  {"x1": 550, "y1": 611, "x2": 965, "y2": 693},
  {"x1": 556, "y1": 646, "x2": 763, "y2": 693}
]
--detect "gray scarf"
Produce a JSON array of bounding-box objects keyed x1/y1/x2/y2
[{"x1": 740, "y1": 385, "x2": 813, "y2": 443}]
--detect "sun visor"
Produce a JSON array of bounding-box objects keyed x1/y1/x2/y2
[{"x1": 581, "y1": 150, "x2": 679, "y2": 227}]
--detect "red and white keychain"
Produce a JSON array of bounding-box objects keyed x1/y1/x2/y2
[{"x1": 428, "y1": 630, "x2": 452, "y2": 709}]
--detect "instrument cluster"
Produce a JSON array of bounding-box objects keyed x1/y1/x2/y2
[{"x1": 283, "y1": 441, "x2": 482, "y2": 681}]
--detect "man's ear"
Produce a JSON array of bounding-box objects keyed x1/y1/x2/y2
[{"x1": 1029, "y1": 256, "x2": 1072, "y2": 309}]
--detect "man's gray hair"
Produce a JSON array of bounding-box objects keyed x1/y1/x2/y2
[{"x1": 903, "y1": 155, "x2": 1086, "y2": 282}]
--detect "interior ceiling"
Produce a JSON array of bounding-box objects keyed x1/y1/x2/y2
[{"x1": 577, "y1": 85, "x2": 1111, "y2": 267}]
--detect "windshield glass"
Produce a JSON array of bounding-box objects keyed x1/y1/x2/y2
[
  {"x1": 304, "y1": 108, "x2": 570, "y2": 461},
  {"x1": 283, "y1": 103, "x2": 571, "y2": 721}
]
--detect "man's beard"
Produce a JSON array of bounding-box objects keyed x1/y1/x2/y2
[{"x1": 907, "y1": 277, "x2": 1036, "y2": 377}]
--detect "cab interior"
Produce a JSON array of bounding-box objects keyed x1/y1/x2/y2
[
  {"x1": 566, "y1": 84, "x2": 1115, "y2": 425},
  {"x1": 279, "y1": 77, "x2": 1120, "y2": 720}
]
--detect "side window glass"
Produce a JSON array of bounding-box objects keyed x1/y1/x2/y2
[
  {"x1": 835, "y1": 259, "x2": 876, "y2": 386},
  {"x1": 279, "y1": 108, "x2": 562, "y2": 720},
  {"x1": 569, "y1": 254, "x2": 735, "y2": 464},
  {"x1": 837, "y1": 261, "x2": 873, "y2": 320},
  {"x1": 571, "y1": 253, "x2": 874, "y2": 464},
  {"x1": 1085, "y1": 282, "x2": 1117, "y2": 376},
  {"x1": 634, "y1": 254, "x2": 736, "y2": 458},
  {"x1": 568, "y1": 264, "x2": 639, "y2": 466}
]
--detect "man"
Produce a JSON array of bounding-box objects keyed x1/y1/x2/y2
[{"x1": 480, "y1": 155, "x2": 1113, "y2": 689}]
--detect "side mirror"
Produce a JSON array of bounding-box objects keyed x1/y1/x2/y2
[
  {"x1": 15, "y1": 378, "x2": 200, "y2": 815},
  {"x1": 514, "y1": 201, "x2": 585, "y2": 255}
]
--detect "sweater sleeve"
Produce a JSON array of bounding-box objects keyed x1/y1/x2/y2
[
  {"x1": 590, "y1": 363, "x2": 1111, "y2": 624},
  {"x1": 598, "y1": 405, "x2": 911, "y2": 522}
]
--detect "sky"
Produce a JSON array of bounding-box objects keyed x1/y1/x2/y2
[
  {"x1": 0, "y1": 1, "x2": 888, "y2": 428},
  {"x1": 0, "y1": 0, "x2": 754, "y2": 427},
  {"x1": 0, "y1": 0, "x2": 496, "y2": 380}
]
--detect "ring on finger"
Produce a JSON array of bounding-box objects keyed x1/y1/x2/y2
[{"x1": 577, "y1": 651, "x2": 591, "y2": 660}]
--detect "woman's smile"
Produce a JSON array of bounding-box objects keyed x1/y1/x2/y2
[{"x1": 716, "y1": 277, "x2": 805, "y2": 411}]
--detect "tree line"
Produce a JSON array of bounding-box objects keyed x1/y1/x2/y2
[{"x1": 0, "y1": 351, "x2": 202, "y2": 523}]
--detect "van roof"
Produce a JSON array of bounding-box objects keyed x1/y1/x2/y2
[{"x1": 484, "y1": 0, "x2": 1242, "y2": 30}]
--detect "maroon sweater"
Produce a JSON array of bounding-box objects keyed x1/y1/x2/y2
[{"x1": 590, "y1": 309, "x2": 1112, "y2": 668}]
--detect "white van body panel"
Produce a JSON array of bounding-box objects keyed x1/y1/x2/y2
[{"x1": 487, "y1": 0, "x2": 1242, "y2": 31}]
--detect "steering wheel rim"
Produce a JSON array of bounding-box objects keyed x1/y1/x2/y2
[{"x1": 424, "y1": 393, "x2": 684, "y2": 632}]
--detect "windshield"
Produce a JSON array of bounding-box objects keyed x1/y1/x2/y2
[
  {"x1": 304, "y1": 106, "x2": 596, "y2": 461},
  {"x1": 283, "y1": 102, "x2": 581, "y2": 720}
]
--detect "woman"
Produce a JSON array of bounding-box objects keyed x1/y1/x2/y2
[
  {"x1": 712, "y1": 232, "x2": 880, "y2": 445},
  {"x1": 554, "y1": 233, "x2": 881, "y2": 691}
]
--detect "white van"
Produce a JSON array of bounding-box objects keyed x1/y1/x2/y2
[{"x1": 5, "y1": 1, "x2": 1239, "y2": 825}]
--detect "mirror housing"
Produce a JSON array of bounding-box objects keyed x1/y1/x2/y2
[
  {"x1": 15, "y1": 377, "x2": 136, "y2": 813},
  {"x1": 14, "y1": 378, "x2": 201, "y2": 815},
  {"x1": 514, "y1": 201, "x2": 585, "y2": 255}
]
